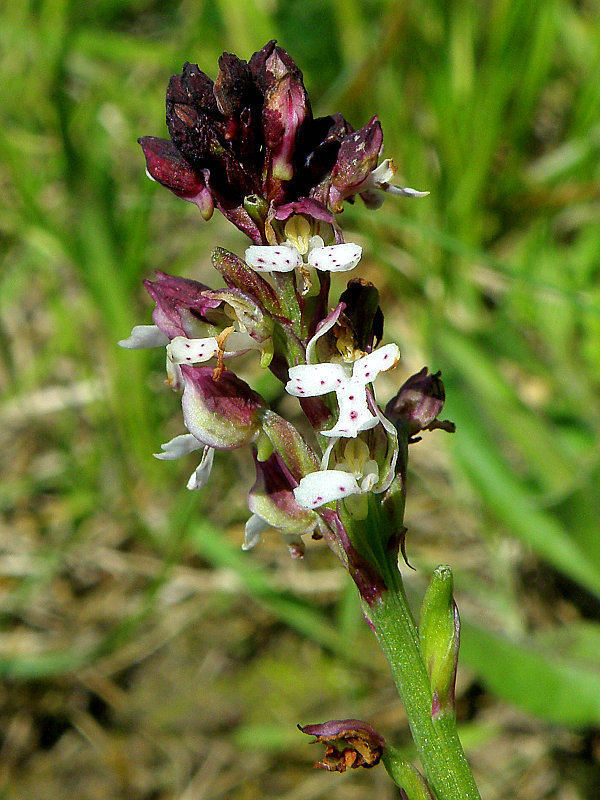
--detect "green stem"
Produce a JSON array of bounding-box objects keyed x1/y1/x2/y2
[{"x1": 365, "y1": 573, "x2": 481, "y2": 800}]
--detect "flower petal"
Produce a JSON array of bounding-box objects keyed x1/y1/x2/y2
[
  {"x1": 351, "y1": 343, "x2": 400, "y2": 384},
  {"x1": 294, "y1": 470, "x2": 361, "y2": 509},
  {"x1": 242, "y1": 513, "x2": 269, "y2": 550},
  {"x1": 118, "y1": 325, "x2": 169, "y2": 349},
  {"x1": 323, "y1": 381, "x2": 378, "y2": 438},
  {"x1": 186, "y1": 446, "x2": 215, "y2": 490},
  {"x1": 245, "y1": 245, "x2": 302, "y2": 273},
  {"x1": 154, "y1": 433, "x2": 203, "y2": 460},
  {"x1": 167, "y1": 335, "x2": 220, "y2": 364},
  {"x1": 308, "y1": 243, "x2": 362, "y2": 272},
  {"x1": 286, "y1": 363, "x2": 348, "y2": 397}
]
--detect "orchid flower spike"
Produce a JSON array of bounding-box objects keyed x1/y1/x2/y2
[
  {"x1": 286, "y1": 342, "x2": 400, "y2": 438},
  {"x1": 245, "y1": 215, "x2": 361, "y2": 274}
]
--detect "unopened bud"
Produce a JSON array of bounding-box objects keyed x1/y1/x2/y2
[{"x1": 419, "y1": 565, "x2": 460, "y2": 718}]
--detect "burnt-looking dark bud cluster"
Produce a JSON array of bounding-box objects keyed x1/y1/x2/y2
[{"x1": 139, "y1": 41, "x2": 385, "y2": 243}]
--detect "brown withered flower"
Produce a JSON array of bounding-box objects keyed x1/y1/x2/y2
[{"x1": 298, "y1": 718, "x2": 386, "y2": 773}]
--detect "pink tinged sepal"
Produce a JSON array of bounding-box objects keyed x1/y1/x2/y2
[
  {"x1": 245, "y1": 244, "x2": 302, "y2": 273},
  {"x1": 118, "y1": 325, "x2": 169, "y2": 349},
  {"x1": 138, "y1": 136, "x2": 215, "y2": 219},
  {"x1": 329, "y1": 116, "x2": 383, "y2": 212},
  {"x1": 248, "y1": 451, "x2": 318, "y2": 536},
  {"x1": 260, "y1": 410, "x2": 321, "y2": 482},
  {"x1": 181, "y1": 365, "x2": 267, "y2": 450},
  {"x1": 144, "y1": 271, "x2": 221, "y2": 340}
]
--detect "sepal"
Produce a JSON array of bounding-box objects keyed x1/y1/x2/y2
[{"x1": 181, "y1": 365, "x2": 267, "y2": 449}]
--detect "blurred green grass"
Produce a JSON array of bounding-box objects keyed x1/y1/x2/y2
[{"x1": 2, "y1": 1, "x2": 600, "y2": 798}]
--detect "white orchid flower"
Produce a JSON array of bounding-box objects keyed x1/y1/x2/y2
[
  {"x1": 286, "y1": 342, "x2": 400, "y2": 438},
  {"x1": 293, "y1": 439, "x2": 380, "y2": 515},
  {"x1": 245, "y1": 215, "x2": 361, "y2": 274}
]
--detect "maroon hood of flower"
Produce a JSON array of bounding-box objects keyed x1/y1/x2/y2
[
  {"x1": 143, "y1": 270, "x2": 223, "y2": 339},
  {"x1": 138, "y1": 41, "x2": 390, "y2": 242}
]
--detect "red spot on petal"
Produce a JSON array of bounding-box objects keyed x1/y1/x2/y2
[
  {"x1": 339, "y1": 486, "x2": 346, "y2": 492},
  {"x1": 350, "y1": 411, "x2": 358, "y2": 419},
  {"x1": 349, "y1": 395, "x2": 354, "y2": 400}
]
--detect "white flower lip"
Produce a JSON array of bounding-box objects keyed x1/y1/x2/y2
[
  {"x1": 245, "y1": 245, "x2": 302, "y2": 273},
  {"x1": 307, "y1": 243, "x2": 362, "y2": 272},
  {"x1": 286, "y1": 343, "x2": 400, "y2": 438},
  {"x1": 167, "y1": 335, "x2": 221, "y2": 364},
  {"x1": 245, "y1": 240, "x2": 362, "y2": 274},
  {"x1": 293, "y1": 470, "x2": 361, "y2": 508}
]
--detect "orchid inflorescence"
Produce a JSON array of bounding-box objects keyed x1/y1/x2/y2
[
  {"x1": 119, "y1": 42, "x2": 482, "y2": 799},
  {"x1": 120, "y1": 40, "x2": 450, "y2": 564}
]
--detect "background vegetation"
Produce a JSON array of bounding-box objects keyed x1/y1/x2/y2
[{"x1": 2, "y1": 0, "x2": 600, "y2": 797}]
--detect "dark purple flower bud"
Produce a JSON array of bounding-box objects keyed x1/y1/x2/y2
[
  {"x1": 338, "y1": 278, "x2": 384, "y2": 353},
  {"x1": 298, "y1": 719, "x2": 385, "y2": 772},
  {"x1": 144, "y1": 271, "x2": 223, "y2": 339},
  {"x1": 166, "y1": 63, "x2": 259, "y2": 208},
  {"x1": 250, "y1": 41, "x2": 311, "y2": 187},
  {"x1": 385, "y1": 368, "x2": 455, "y2": 438},
  {"x1": 181, "y1": 365, "x2": 266, "y2": 449},
  {"x1": 329, "y1": 117, "x2": 383, "y2": 212},
  {"x1": 138, "y1": 137, "x2": 215, "y2": 220}
]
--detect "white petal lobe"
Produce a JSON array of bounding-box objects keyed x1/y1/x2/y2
[
  {"x1": 168, "y1": 336, "x2": 220, "y2": 364},
  {"x1": 154, "y1": 433, "x2": 203, "y2": 460},
  {"x1": 186, "y1": 446, "x2": 215, "y2": 490},
  {"x1": 308, "y1": 243, "x2": 362, "y2": 272},
  {"x1": 118, "y1": 325, "x2": 169, "y2": 349},
  {"x1": 294, "y1": 470, "x2": 361, "y2": 509},
  {"x1": 245, "y1": 245, "x2": 302, "y2": 273},
  {"x1": 286, "y1": 363, "x2": 348, "y2": 396},
  {"x1": 352, "y1": 343, "x2": 400, "y2": 383}
]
